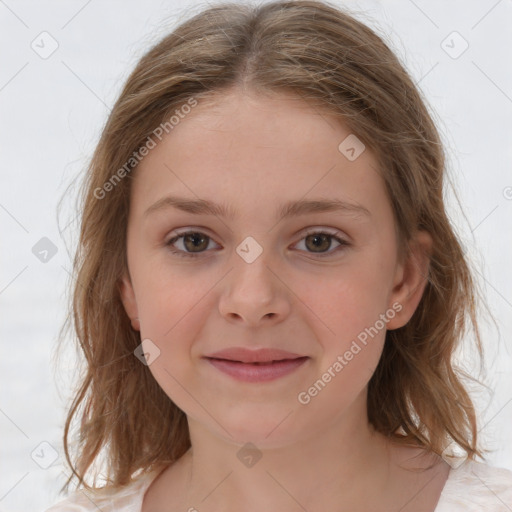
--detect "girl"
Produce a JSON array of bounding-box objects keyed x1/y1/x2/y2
[{"x1": 46, "y1": 0, "x2": 512, "y2": 510}]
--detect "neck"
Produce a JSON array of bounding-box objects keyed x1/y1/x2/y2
[{"x1": 179, "y1": 399, "x2": 394, "y2": 511}]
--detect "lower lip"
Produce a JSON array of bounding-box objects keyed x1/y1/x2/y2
[{"x1": 205, "y1": 357, "x2": 309, "y2": 382}]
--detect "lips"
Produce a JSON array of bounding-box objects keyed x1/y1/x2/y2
[
  {"x1": 202, "y1": 347, "x2": 309, "y2": 382},
  {"x1": 203, "y1": 347, "x2": 306, "y2": 364},
  {"x1": 202, "y1": 347, "x2": 310, "y2": 382}
]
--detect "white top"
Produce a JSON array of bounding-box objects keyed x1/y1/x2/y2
[{"x1": 45, "y1": 458, "x2": 512, "y2": 511}]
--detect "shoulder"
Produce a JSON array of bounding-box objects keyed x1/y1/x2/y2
[
  {"x1": 43, "y1": 470, "x2": 161, "y2": 512},
  {"x1": 436, "y1": 458, "x2": 512, "y2": 511}
]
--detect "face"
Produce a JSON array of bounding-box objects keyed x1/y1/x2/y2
[{"x1": 120, "y1": 88, "x2": 430, "y2": 448}]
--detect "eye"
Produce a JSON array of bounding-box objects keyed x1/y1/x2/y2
[
  {"x1": 166, "y1": 231, "x2": 220, "y2": 258},
  {"x1": 293, "y1": 229, "x2": 349, "y2": 258},
  {"x1": 166, "y1": 229, "x2": 349, "y2": 259}
]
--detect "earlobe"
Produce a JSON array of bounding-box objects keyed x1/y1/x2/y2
[
  {"x1": 119, "y1": 272, "x2": 140, "y2": 331},
  {"x1": 386, "y1": 231, "x2": 433, "y2": 330}
]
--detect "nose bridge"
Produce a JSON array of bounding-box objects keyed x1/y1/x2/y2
[
  {"x1": 231, "y1": 234, "x2": 275, "y2": 297},
  {"x1": 218, "y1": 234, "x2": 290, "y2": 324}
]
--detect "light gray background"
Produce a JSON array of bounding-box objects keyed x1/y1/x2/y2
[{"x1": 1, "y1": 0, "x2": 511, "y2": 510}]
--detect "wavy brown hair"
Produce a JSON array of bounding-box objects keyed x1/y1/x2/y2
[{"x1": 58, "y1": 0, "x2": 488, "y2": 492}]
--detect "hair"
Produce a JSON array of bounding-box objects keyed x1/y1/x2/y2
[{"x1": 59, "y1": 0, "x2": 488, "y2": 492}]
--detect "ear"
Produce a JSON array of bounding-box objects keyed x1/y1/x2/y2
[
  {"x1": 119, "y1": 271, "x2": 140, "y2": 331},
  {"x1": 386, "y1": 230, "x2": 433, "y2": 330}
]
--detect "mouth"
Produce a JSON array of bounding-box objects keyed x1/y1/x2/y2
[
  {"x1": 206, "y1": 356, "x2": 308, "y2": 365},
  {"x1": 203, "y1": 347, "x2": 307, "y2": 364},
  {"x1": 204, "y1": 356, "x2": 309, "y2": 382}
]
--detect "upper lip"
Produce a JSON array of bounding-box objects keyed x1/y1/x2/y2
[{"x1": 204, "y1": 347, "x2": 307, "y2": 363}]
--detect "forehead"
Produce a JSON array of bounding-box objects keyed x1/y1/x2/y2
[
  {"x1": 130, "y1": 89, "x2": 386, "y2": 220},
  {"x1": 155, "y1": 89, "x2": 358, "y2": 166}
]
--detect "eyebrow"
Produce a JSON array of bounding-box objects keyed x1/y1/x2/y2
[{"x1": 143, "y1": 195, "x2": 371, "y2": 220}]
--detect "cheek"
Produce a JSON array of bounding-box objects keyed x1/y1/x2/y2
[
  {"x1": 304, "y1": 257, "x2": 395, "y2": 342},
  {"x1": 298, "y1": 254, "x2": 394, "y2": 388},
  {"x1": 132, "y1": 255, "x2": 208, "y2": 336},
  {"x1": 308, "y1": 280, "x2": 387, "y2": 373},
  {"x1": 296, "y1": 275, "x2": 389, "y2": 415},
  {"x1": 134, "y1": 274, "x2": 211, "y2": 415}
]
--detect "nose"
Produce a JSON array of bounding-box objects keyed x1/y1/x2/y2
[{"x1": 218, "y1": 251, "x2": 291, "y2": 327}]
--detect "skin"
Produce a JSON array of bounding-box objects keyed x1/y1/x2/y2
[{"x1": 119, "y1": 87, "x2": 450, "y2": 511}]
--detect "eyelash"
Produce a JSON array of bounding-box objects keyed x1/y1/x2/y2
[{"x1": 165, "y1": 229, "x2": 350, "y2": 259}]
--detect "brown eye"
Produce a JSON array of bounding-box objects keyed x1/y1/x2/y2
[
  {"x1": 304, "y1": 233, "x2": 332, "y2": 253},
  {"x1": 294, "y1": 230, "x2": 349, "y2": 258},
  {"x1": 166, "y1": 229, "x2": 349, "y2": 259},
  {"x1": 166, "y1": 231, "x2": 219, "y2": 258},
  {"x1": 182, "y1": 232, "x2": 209, "y2": 252}
]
